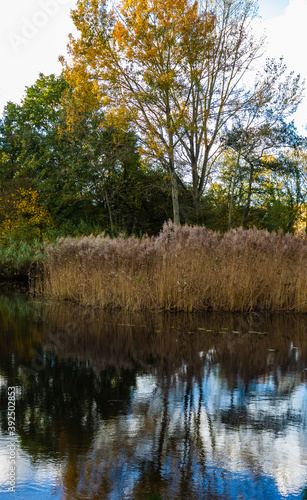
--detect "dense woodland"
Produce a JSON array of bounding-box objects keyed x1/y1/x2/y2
[{"x1": 0, "y1": 0, "x2": 307, "y2": 279}]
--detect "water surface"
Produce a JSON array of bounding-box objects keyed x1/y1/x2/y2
[{"x1": 0, "y1": 292, "x2": 307, "y2": 499}]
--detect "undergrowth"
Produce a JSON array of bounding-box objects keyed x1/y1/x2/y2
[{"x1": 0, "y1": 238, "x2": 45, "y2": 280}]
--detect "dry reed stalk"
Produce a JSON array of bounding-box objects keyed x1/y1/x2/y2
[{"x1": 33, "y1": 222, "x2": 307, "y2": 312}]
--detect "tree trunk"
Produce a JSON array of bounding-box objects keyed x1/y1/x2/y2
[
  {"x1": 105, "y1": 187, "x2": 114, "y2": 235},
  {"x1": 228, "y1": 149, "x2": 241, "y2": 230},
  {"x1": 170, "y1": 170, "x2": 180, "y2": 225},
  {"x1": 167, "y1": 120, "x2": 180, "y2": 225},
  {"x1": 193, "y1": 194, "x2": 199, "y2": 222},
  {"x1": 191, "y1": 158, "x2": 199, "y2": 221},
  {"x1": 243, "y1": 164, "x2": 254, "y2": 228}
]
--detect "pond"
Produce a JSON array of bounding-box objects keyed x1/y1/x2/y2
[{"x1": 0, "y1": 290, "x2": 307, "y2": 499}]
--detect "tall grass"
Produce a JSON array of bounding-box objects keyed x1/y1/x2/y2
[
  {"x1": 0, "y1": 239, "x2": 45, "y2": 280},
  {"x1": 33, "y1": 221, "x2": 307, "y2": 312}
]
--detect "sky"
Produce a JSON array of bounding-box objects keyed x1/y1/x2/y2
[{"x1": 0, "y1": 0, "x2": 307, "y2": 131}]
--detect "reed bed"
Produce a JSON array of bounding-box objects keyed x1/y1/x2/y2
[
  {"x1": 33, "y1": 221, "x2": 307, "y2": 312},
  {"x1": 0, "y1": 239, "x2": 44, "y2": 279}
]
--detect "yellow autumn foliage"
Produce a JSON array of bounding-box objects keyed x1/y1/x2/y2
[{"x1": 0, "y1": 188, "x2": 52, "y2": 241}]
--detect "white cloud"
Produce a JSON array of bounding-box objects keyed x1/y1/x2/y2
[
  {"x1": 0, "y1": 0, "x2": 77, "y2": 113},
  {"x1": 260, "y1": 0, "x2": 307, "y2": 131}
]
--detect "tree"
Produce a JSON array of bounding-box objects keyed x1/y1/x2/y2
[
  {"x1": 214, "y1": 123, "x2": 306, "y2": 232},
  {"x1": 0, "y1": 185, "x2": 52, "y2": 241},
  {"x1": 62, "y1": 0, "x2": 258, "y2": 223},
  {"x1": 218, "y1": 55, "x2": 305, "y2": 229},
  {"x1": 62, "y1": 0, "x2": 214, "y2": 224},
  {"x1": 0, "y1": 73, "x2": 175, "y2": 236},
  {"x1": 0, "y1": 74, "x2": 75, "y2": 214},
  {"x1": 256, "y1": 148, "x2": 307, "y2": 233},
  {"x1": 63, "y1": 0, "x2": 304, "y2": 224}
]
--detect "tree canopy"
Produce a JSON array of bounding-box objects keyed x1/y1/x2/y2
[
  {"x1": 61, "y1": 0, "x2": 304, "y2": 224},
  {"x1": 0, "y1": 0, "x2": 306, "y2": 239}
]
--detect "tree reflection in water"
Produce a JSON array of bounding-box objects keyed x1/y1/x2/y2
[{"x1": 0, "y1": 295, "x2": 307, "y2": 499}]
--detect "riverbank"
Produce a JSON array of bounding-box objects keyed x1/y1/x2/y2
[{"x1": 32, "y1": 221, "x2": 307, "y2": 313}]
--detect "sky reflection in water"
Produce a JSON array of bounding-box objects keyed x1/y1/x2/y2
[{"x1": 0, "y1": 292, "x2": 307, "y2": 499}]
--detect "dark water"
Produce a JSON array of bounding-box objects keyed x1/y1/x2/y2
[{"x1": 0, "y1": 292, "x2": 307, "y2": 500}]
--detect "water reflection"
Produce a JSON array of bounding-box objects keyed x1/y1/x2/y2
[{"x1": 0, "y1": 293, "x2": 307, "y2": 499}]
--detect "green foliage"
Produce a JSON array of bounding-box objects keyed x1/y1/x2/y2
[
  {"x1": 0, "y1": 73, "x2": 176, "y2": 238},
  {"x1": 0, "y1": 237, "x2": 45, "y2": 279}
]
